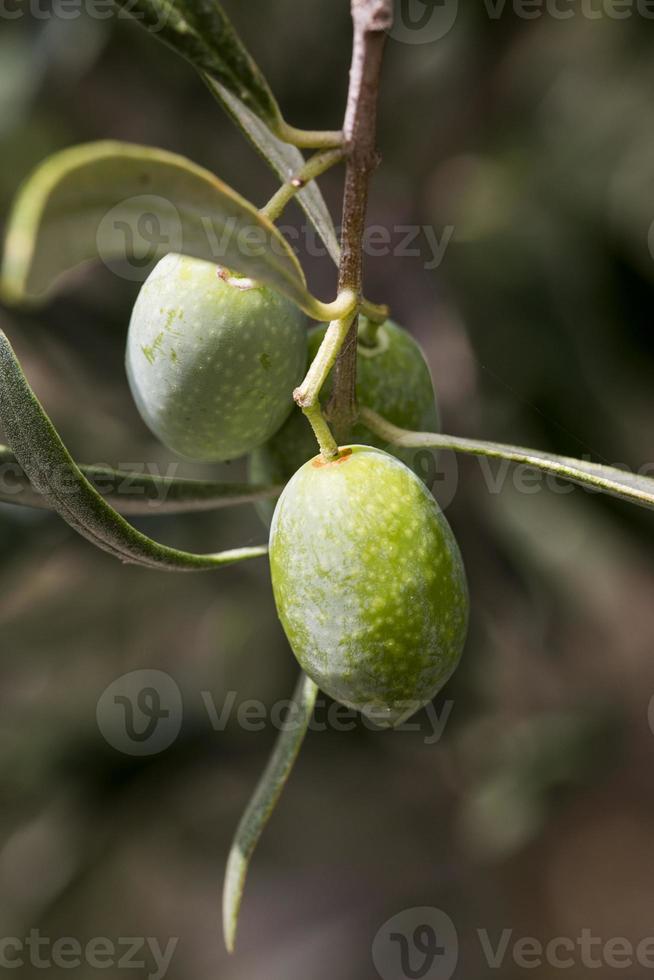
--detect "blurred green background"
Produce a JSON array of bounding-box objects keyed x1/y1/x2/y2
[{"x1": 2, "y1": 2, "x2": 654, "y2": 977}]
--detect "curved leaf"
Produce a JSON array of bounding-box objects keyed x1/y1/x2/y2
[
  {"x1": 0, "y1": 446, "x2": 281, "y2": 515},
  {"x1": 360, "y1": 407, "x2": 654, "y2": 511},
  {"x1": 223, "y1": 671, "x2": 318, "y2": 953},
  {"x1": 207, "y1": 80, "x2": 341, "y2": 266},
  {"x1": 113, "y1": 0, "x2": 281, "y2": 129},
  {"x1": 0, "y1": 141, "x2": 334, "y2": 318},
  {"x1": 0, "y1": 329, "x2": 267, "y2": 571}
]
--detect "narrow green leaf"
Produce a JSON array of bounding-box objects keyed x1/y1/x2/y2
[
  {"x1": 0, "y1": 140, "x2": 336, "y2": 319},
  {"x1": 361, "y1": 407, "x2": 654, "y2": 511},
  {"x1": 113, "y1": 0, "x2": 281, "y2": 128},
  {"x1": 0, "y1": 446, "x2": 281, "y2": 515},
  {"x1": 115, "y1": 0, "x2": 341, "y2": 264},
  {"x1": 223, "y1": 672, "x2": 318, "y2": 953},
  {"x1": 0, "y1": 329, "x2": 267, "y2": 571},
  {"x1": 206, "y1": 79, "x2": 341, "y2": 266}
]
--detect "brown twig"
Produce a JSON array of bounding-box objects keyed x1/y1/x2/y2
[{"x1": 326, "y1": 0, "x2": 392, "y2": 440}]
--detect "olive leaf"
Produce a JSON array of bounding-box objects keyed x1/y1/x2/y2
[
  {"x1": 0, "y1": 141, "x2": 336, "y2": 319},
  {"x1": 113, "y1": 0, "x2": 281, "y2": 129},
  {"x1": 113, "y1": 0, "x2": 341, "y2": 264},
  {"x1": 360, "y1": 407, "x2": 654, "y2": 511},
  {"x1": 223, "y1": 671, "x2": 318, "y2": 953},
  {"x1": 0, "y1": 445, "x2": 281, "y2": 515},
  {"x1": 0, "y1": 329, "x2": 267, "y2": 572},
  {"x1": 206, "y1": 79, "x2": 341, "y2": 266}
]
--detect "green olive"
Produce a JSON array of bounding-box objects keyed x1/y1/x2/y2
[
  {"x1": 126, "y1": 253, "x2": 307, "y2": 462},
  {"x1": 269, "y1": 445, "x2": 468, "y2": 727}
]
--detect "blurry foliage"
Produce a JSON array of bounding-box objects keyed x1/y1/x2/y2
[{"x1": 0, "y1": 3, "x2": 654, "y2": 978}]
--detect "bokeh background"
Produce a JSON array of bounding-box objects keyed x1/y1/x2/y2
[{"x1": 2, "y1": 2, "x2": 654, "y2": 977}]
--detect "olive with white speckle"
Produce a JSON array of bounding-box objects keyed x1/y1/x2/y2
[
  {"x1": 269, "y1": 445, "x2": 468, "y2": 727},
  {"x1": 126, "y1": 253, "x2": 307, "y2": 461}
]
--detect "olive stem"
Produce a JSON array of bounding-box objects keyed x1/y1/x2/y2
[
  {"x1": 326, "y1": 0, "x2": 393, "y2": 440},
  {"x1": 309, "y1": 287, "x2": 358, "y2": 324},
  {"x1": 294, "y1": 311, "x2": 357, "y2": 409},
  {"x1": 260, "y1": 147, "x2": 345, "y2": 223},
  {"x1": 303, "y1": 402, "x2": 339, "y2": 459},
  {"x1": 357, "y1": 314, "x2": 382, "y2": 347},
  {"x1": 274, "y1": 120, "x2": 344, "y2": 149},
  {"x1": 294, "y1": 311, "x2": 357, "y2": 461}
]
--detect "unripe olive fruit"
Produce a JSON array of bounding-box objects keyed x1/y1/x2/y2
[
  {"x1": 249, "y1": 317, "x2": 439, "y2": 522},
  {"x1": 126, "y1": 254, "x2": 307, "y2": 461},
  {"x1": 269, "y1": 445, "x2": 468, "y2": 727}
]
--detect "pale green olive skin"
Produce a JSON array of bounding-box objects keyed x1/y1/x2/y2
[
  {"x1": 269, "y1": 445, "x2": 468, "y2": 727},
  {"x1": 249, "y1": 317, "x2": 440, "y2": 522},
  {"x1": 126, "y1": 253, "x2": 307, "y2": 462}
]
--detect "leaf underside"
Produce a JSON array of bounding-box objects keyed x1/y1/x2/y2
[
  {"x1": 207, "y1": 79, "x2": 341, "y2": 266},
  {"x1": 112, "y1": 0, "x2": 281, "y2": 127},
  {"x1": 0, "y1": 446, "x2": 281, "y2": 516},
  {"x1": 0, "y1": 329, "x2": 267, "y2": 572},
  {"x1": 0, "y1": 140, "x2": 337, "y2": 318},
  {"x1": 360, "y1": 407, "x2": 654, "y2": 512},
  {"x1": 114, "y1": 0, "x2": 341, "y2": 264},
  {"x1": 222, "y1": 671, "x2": 318, "y2": 953}
]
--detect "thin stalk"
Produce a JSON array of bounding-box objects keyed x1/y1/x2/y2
[
  {"x1": 302, "y1": 402, "x2": 339, "y2": 459},
  {"x1": 275, "y1": 120, "x2": 344, "y2": 149},
  {"x1": 260, "y1": 148, "x2": 345, "y2": 223},
  {"x1": 294, "y1": 312, "x2": 357, "y2": 408},
  {"x1": 308, "y1": 287, "x2": 358, "y2": 324},
  {"x1": 293, "y1": 312, "x2": 357, "y2": 461},
  {"x1": 357, "y1": 314, "x2": 382, "y2": 347}
]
